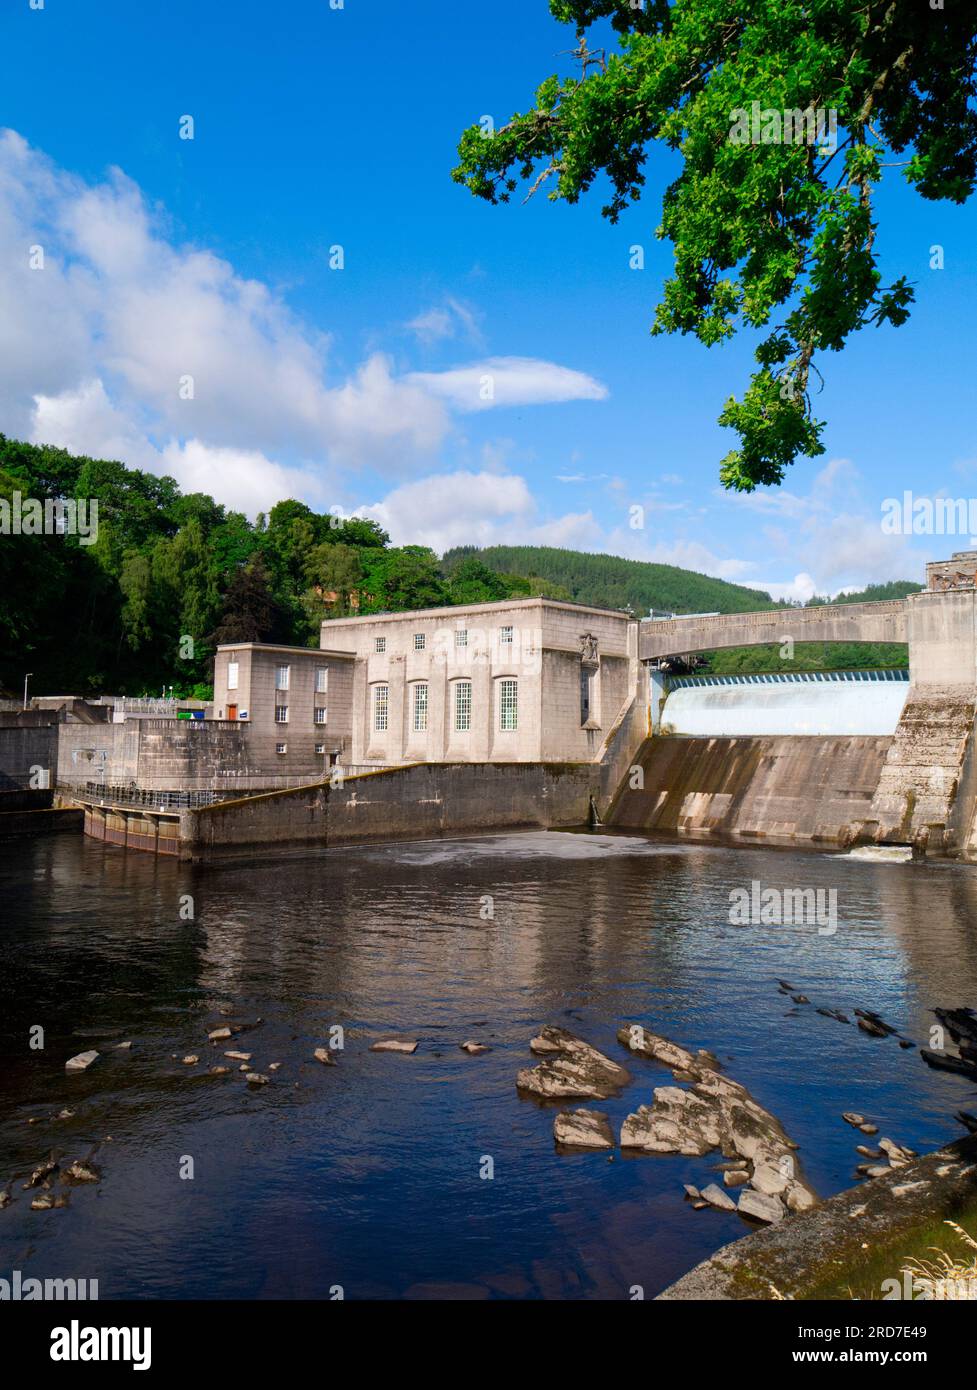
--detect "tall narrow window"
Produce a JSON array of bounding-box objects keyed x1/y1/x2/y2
[
  {"x1": 315, "y1": 667, "x2": 328, "y2": 694},
  {"x1": 276, "y1": 664, "x2": 290, "y2": 690},
  {"x1": 373, "y1": 684, "x2": 389, "y2": 732},
  {"x1": 580, "y1": 666, "x2": 593, "y2": 724},
  {"x1": 227, "y1": 660, "x2": 239, "y2": 691},
  {"x1": 314, "y1": 707, "x2": 327, "y2": 725},
  {"x1": 275, "y1": 705, "x2": 289, "y2": 724},
  {"x1": 454, "y1": 680, "x2": 472, "y2": 732},
  {"x1": 412, "y1": 683, "x2": 429, "y2": 732},
  {"x1": 374, "y1": 636, "x2": 386, "y2": 654},
  {"x1": 499, "y1": 678, "x2": 518, "y2": 731},
  {"x1": 499, "y1": 625, "x2": 513, "y2": 646},
  {"x1": 455, "y1": 629, "x2": 468, "y2": 648}
]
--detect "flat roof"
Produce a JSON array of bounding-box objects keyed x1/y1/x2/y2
[
  {"x1": 216, "y1": 642, "x2": 355, "y2": 659},
  {"x1": 321, "y1": 596, "x2": 631, "y2": 627}
]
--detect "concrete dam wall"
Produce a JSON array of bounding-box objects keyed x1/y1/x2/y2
[
  {"x1": 608, "y1": 735, "x2": 892, "y2": 848},
  {"x1": 662, "y1": 673, "x2": 909, "y2": 738}
]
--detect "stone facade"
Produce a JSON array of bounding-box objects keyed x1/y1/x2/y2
[
  {"x1": 212, "y1": 642, "x2": 355, "y2": 772},
  {"x1": 319, "y1": 598, "x2": 638, "y2": 766}
]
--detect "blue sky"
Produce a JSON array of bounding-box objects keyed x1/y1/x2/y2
[{"x1": 3, "y1": 0, "x2": 976, "y2": 598}]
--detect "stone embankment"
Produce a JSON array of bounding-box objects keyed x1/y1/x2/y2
[{"x1": 658, "y1": 1134, "x2": 977, "y2": 1300}]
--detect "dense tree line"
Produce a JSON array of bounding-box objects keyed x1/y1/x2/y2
[
  {"x1": 0, "y1": 438, "x2": 572, "y2": 697},
  {"x1": 0, "y1": 438, "x2": 920, "y2": 697}
]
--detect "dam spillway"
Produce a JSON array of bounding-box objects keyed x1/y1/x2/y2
[
  {"x1": 660, "y1": 670, "x2": 909, "y2": 738},
  {"x1": 610, "y1": 669, "x2": 977, "y2": 855}
]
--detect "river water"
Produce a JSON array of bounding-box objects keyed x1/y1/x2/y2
[{"x1": 2, "y1": 829, "x2": 976, "y2": 1300}]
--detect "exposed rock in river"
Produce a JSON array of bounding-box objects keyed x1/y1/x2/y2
[
  {"x1": 371, "y1": 1039, "x2": 419, "y2": 1054},
  {"x1": 65, "y1": 1050, "x2": 98, "y2": 1073},
  {"x1": 618, "y1": 1023, "x2": 816, "y2": 1219},
  {"x1": 518, "y1": 1027, "x2": 630, "y2": 1100},
  {"x1": 738, "y1": 1189, "x2": 785, "y2": 1224},
  {"x1": 616, "y1": 1024, "x2": 719, "y2": 1076},
  {"x1": 553, "y1": 1108, "x2": 614, "y2": 1150}
]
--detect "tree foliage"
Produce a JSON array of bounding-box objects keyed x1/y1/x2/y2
[{"x1": 453, "y1": 1, "x2": 977, "y2": 489}]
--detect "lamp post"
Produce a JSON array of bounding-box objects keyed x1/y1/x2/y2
[{"x1": 23, "y1": 672, "x2": 32, "y2": 710}]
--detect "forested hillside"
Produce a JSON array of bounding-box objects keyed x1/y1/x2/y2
[{"x1": 442, "y1": 545, "x2": 781, "y2": 615}]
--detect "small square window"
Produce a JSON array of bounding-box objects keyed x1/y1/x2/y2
[
  {"x1": 455, "y1": 629, "x2": 468, "y2": 648},
  {"x1": 500, "y1": 625, "x2": 513, "y2": 645},
  {"x1": 315, "y1": 743, "x2": 326, "y2": 755},
  {"x1": 275, "y1": 705, "x2": 288, "y2": 724},
  {"x1": 276, "y1": 742, "x2": 287, "y2": 755},
  {"x1": 374, "y1": 636, "x2": 386, "y2": 654},
  {"x1": 314, "y1": 707, "x2": 327, "y2": 725},
  {"x1": 413, "y1": 632, "x2": 426, "y2": 651}
]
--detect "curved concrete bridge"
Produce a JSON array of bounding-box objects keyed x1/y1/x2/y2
[{"x1": 639, "y1": 599, "x2": 908, "y2": 661}]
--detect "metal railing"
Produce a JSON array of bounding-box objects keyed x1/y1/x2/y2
[{"x1": 668, "y1": 668, "x2": 910, "y2": 689}]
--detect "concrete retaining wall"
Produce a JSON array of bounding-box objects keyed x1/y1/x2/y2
[
  {"x1": 181, "y1": 761, "x2": 597, "y2": 859},
  {"x1": 0, "y1": 724, "x2": 59, "y2": 785},
  {"x1": 609, "y1": 735, "x2": 892, "y2": 847}
]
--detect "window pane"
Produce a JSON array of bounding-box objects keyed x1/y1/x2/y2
[
  {"x1": 499, "y1": 679, "x2": 518, "y2": 731},
  {"x1": 227, "y1": 661, "x2": 239, "y2": 690},
  {"x1": 455, "y1": 629, "x2": 468, "y2": 647},
  {"x1": 374, "y1": 636, "x2": 386, "y2": 654},
  {"x1": 275, "y1": 705, "x2": 288, "y2": 724},
  {"x1": 412, "y1": 684, "x2": 428, "y2": 732},
  {"x1": 413, "y1": 633, "x2": 425, "y2": 651},
  {"x1": 276, "y1": 665, "x2": 290, "y2": 690},
  {"x1": 454, "y1": 681, "x2": 471, "y2": 732},
  {"x1": 500, "y1": 625, "x2": 513, "y2": 645},
  {"x1": 373, "y1": 684, "x2": 389, "y2": 732},
  {"x1": 315, "y1": 667, "x2": 328, "y2": 693}
]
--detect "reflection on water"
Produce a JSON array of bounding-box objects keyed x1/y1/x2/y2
[{"x1": 1, "y1": 830, "x2": 976, "y2": 1299}]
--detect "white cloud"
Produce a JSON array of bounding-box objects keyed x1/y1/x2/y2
[
  {"x1": 408, "y1": 356, "x2": 608, "y2": 412},
  {"x1": 0, "y1": 129, "x2": 606, "y2": 515},
  {"x1": 405, "y1": 297, "x2": 482, "y2": 347},
  {"x1": 358, "y1": 469, "x2": 600, "y2": 554}
]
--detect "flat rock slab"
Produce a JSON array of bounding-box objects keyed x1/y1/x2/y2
[
  {"x1": 460, "y1": 1041, "x2": 490, "y2": 1055},
  {"x1": 700, "y1": 1183, "x2": 737, "y2": 1212},
  {"x1": 224, "y1": 1051, "x2": 252, "y2": 1062},
  {"x1": 371, "y1": 1039, "x2": 418, "y2": 1054},
  {"x1": 65, "y1": 1051, "x2": 98, "y2": 1073},
  {"x1": 554, "y1": 1108, "x2": 614, "y2": 1151},
  {"x1": 519, "y1": 1026, "x2": 629, "y2": 1100},
  {"x1": 738, "y1": 1189, "x2": 785, "y2": 1224}
]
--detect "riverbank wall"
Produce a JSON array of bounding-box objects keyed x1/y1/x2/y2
[
  {"x1": 180, "y1": 761, "x2": 596, "y2": 860},
  {"x1": 658, "y1": 1133, "x2": 977, "y2": 1300}
]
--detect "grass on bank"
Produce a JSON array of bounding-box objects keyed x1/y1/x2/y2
[{"x1": 801, "y1": 1204, "x2": 977, "y2": 1301}]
